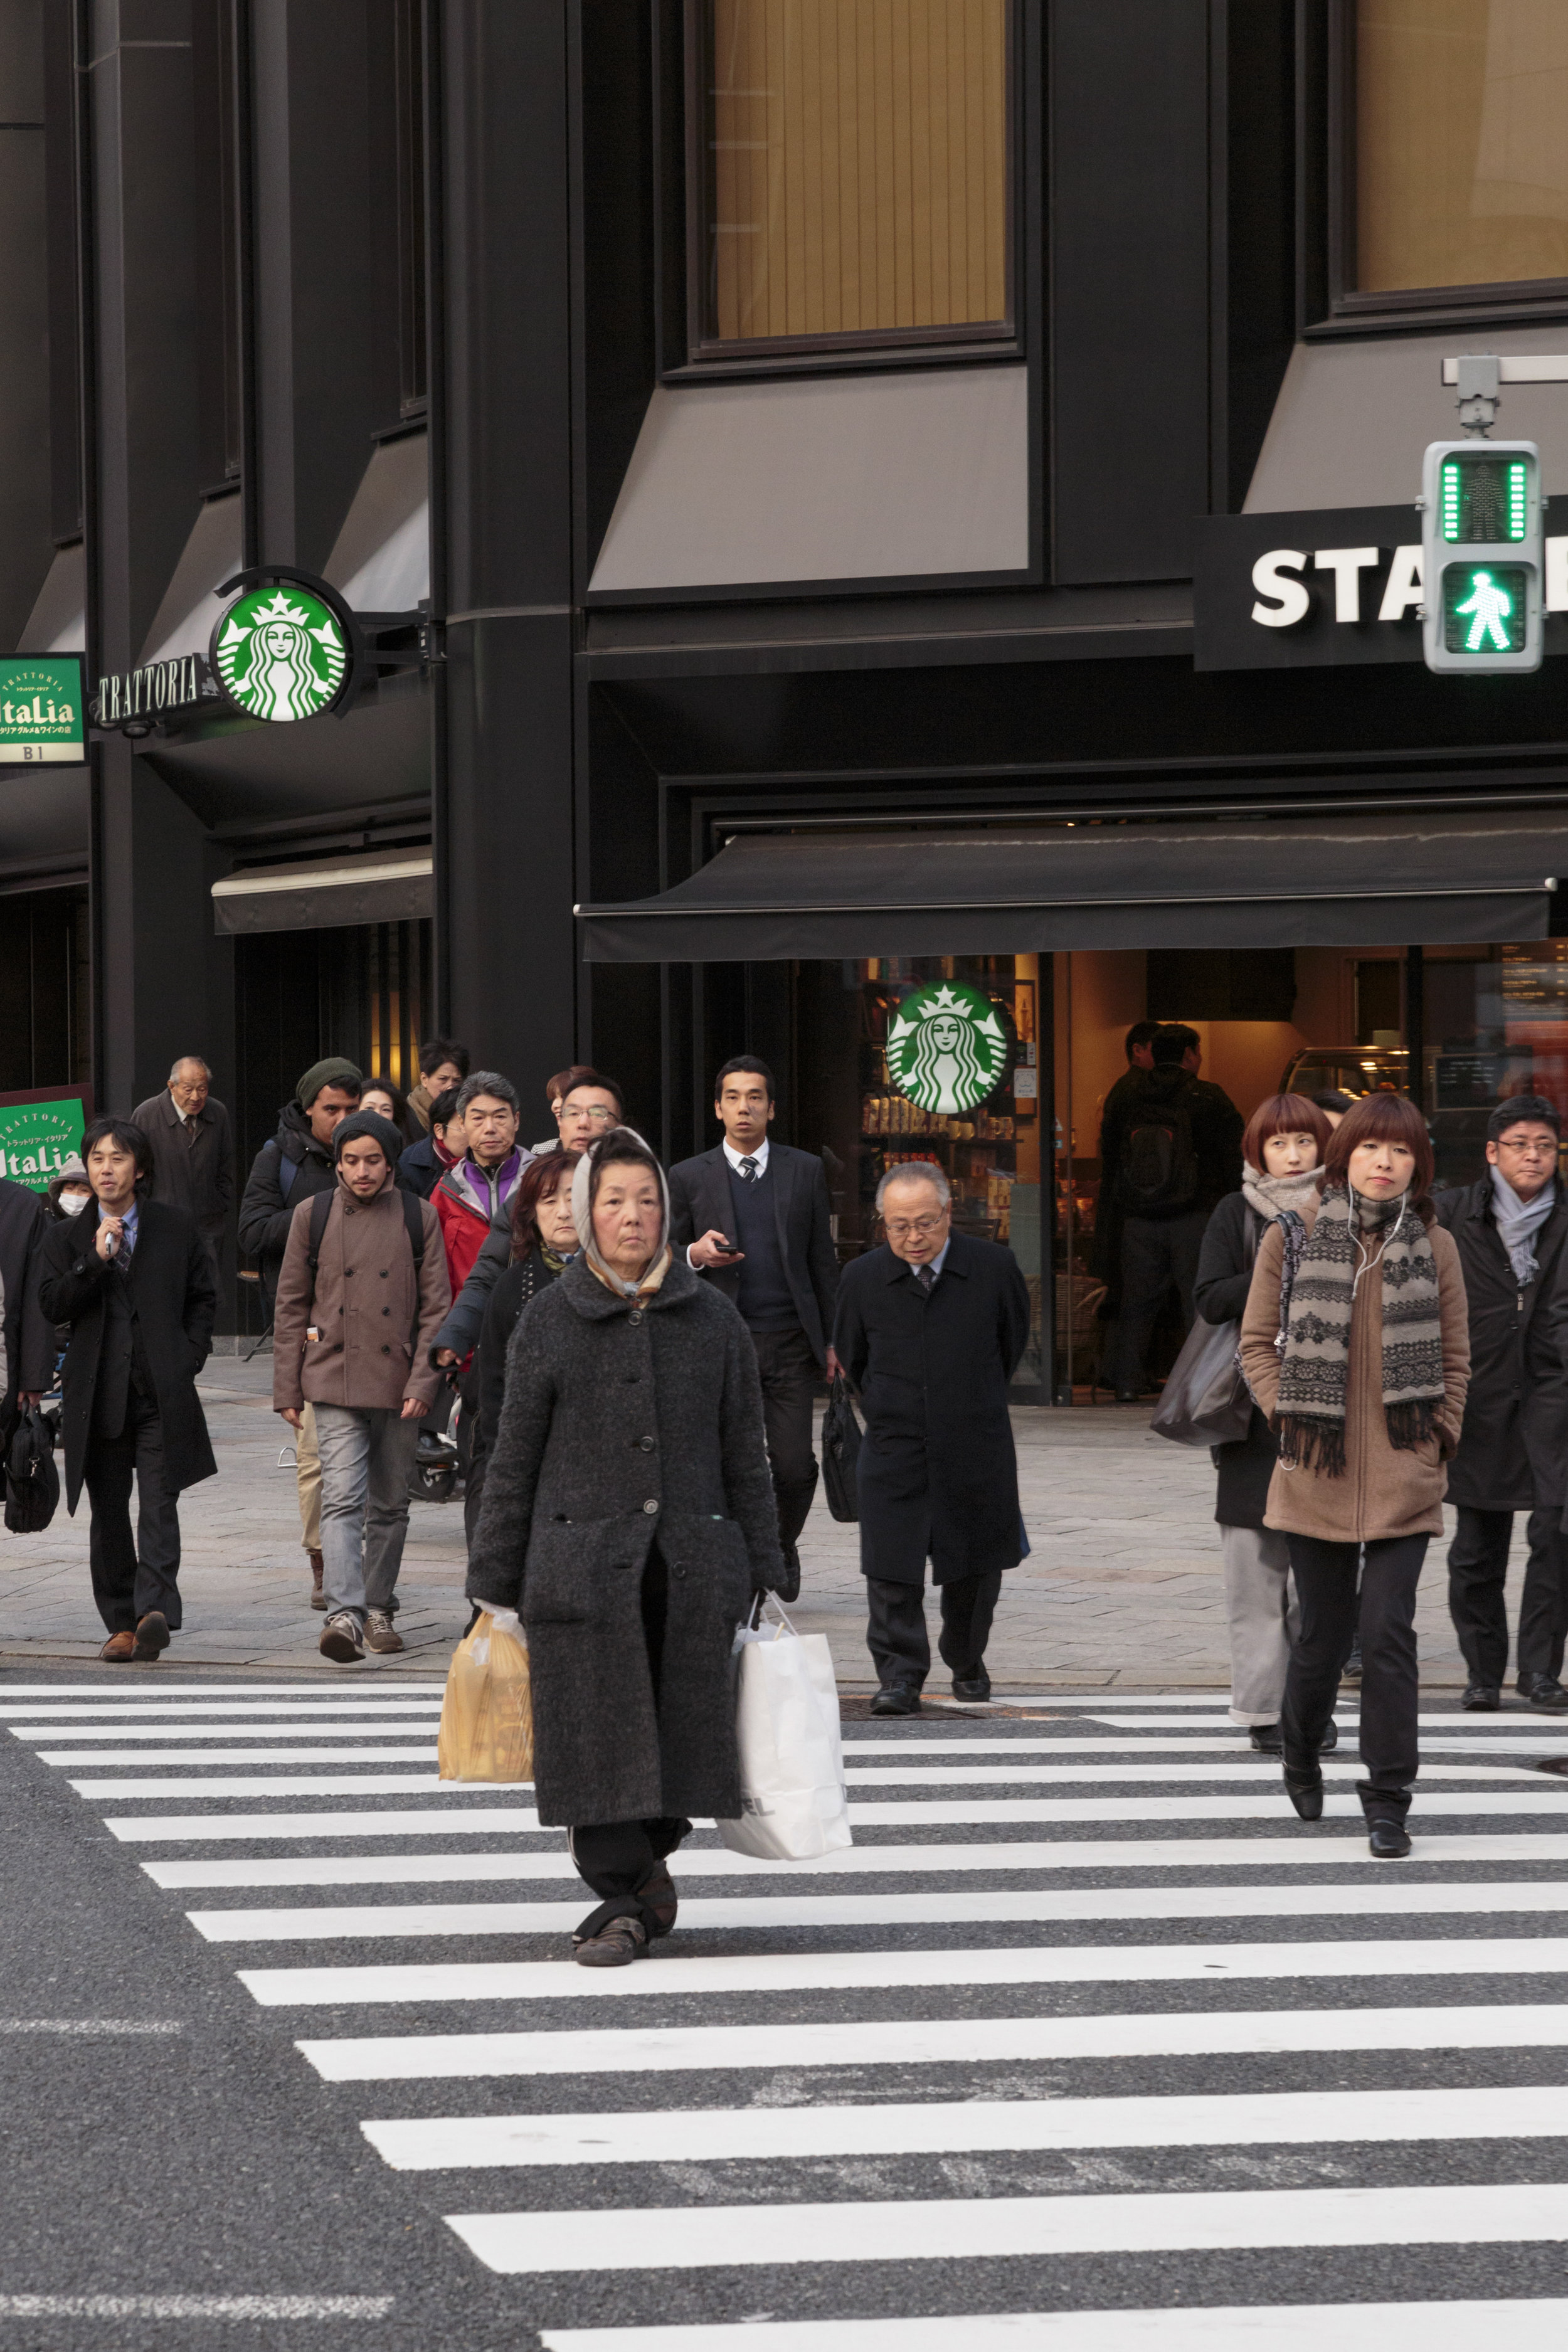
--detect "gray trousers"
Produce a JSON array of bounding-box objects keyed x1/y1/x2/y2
[
  {"x1": 314, "y1": 1403, "x2": 419, "y2": 1621},
  {"x1": 1221, "y1": 1522, "x2": 1298, "y2": 1725}
]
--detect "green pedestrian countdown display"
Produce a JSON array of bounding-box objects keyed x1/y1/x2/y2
[
  {"x1": 1422, "y1": 438, "x2": 1543, "y2": 675},
  {"x1": 0, "y1": 659, "x2": 85, "y2": 761}
]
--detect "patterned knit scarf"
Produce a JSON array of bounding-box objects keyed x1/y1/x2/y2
[{"x1": 1274, "y1": 1184, "x2": 1443, "y2": 1477}]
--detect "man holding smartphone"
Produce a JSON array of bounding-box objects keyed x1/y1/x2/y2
[{"x1": 667, "y1": 1057, "x2": 840, "y2": 1598}]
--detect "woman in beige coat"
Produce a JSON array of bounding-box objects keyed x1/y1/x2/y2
[{"x1": 1241, "y1": 1092, "x2": 1470, "y2": 1857}]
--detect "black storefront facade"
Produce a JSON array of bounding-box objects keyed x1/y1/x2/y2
[{"x1": 3, "y1": 4, "x2": 1568, "y2": 1374}]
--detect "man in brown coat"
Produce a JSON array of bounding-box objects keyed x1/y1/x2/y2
[{"x1": 273, "y1": 1110, "x2": 449, "y2": 1663}]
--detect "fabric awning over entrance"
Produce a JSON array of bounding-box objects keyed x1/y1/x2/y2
[
  {"x1": 212, "y1": 851, "x2": 432, "y2": 936},
  {"x1": 576, "y1": 810, "x2": 1568, "y2": 962}
]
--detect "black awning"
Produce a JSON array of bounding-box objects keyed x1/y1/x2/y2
[
  {"x1": 211, "y1": 851, "x2": 432, "y2": 936},
  {"x1": 576, "y1": 810, "x2": 1568, "y2": 962}
]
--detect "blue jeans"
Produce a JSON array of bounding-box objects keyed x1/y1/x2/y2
[{"x1": 314, "y1": 1403, "x2": 419, "y2": 1621}]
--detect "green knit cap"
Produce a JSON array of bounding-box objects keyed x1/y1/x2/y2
[{"x1": 295, "y1": 1056, "x2": 363, "y2": 1109}]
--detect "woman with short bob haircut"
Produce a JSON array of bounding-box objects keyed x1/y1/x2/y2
[
  {"x1": 465, "y1": 1125, "x2": 785, "y2": 1965},
  {"x1": 1194, "y1": 1093, "x2": 1332, "y2": 1754},
  {"x1": 1241, "y1": 1090, "x2": 1470, "y2": 1857}
]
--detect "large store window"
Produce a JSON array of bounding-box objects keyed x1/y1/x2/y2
[
  {"x1": 691, "y1": 0, "x2": 1012, "y2": 357},
  {"x1": 1353, "y1": 0, "x2": 1568, "y2": 297},
  {"x1": 793, "y1": 954, "x2": 1046, "y2": 1396}
]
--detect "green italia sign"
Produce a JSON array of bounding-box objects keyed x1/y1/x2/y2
[
  {"x1": 0, "y1": 1088, "x2": 88, "y2": 1189},
  {"x1": 212, "y1": 584, "x2": 350, "y2": 722},
  {"x1": 0, "y1": 659, "x2": 84, "y2": 762},
  {"x1": 886, "y1": 980, "x2": 1010, "y2": 1116}
]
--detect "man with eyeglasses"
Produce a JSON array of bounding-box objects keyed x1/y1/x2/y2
[
  {"x1": 833, "y1": 1163, "x2": 1031, "y2": 1712},
  {"x1": 1436, "y1": 1094, "x2": 1568, "y2": 1712}
]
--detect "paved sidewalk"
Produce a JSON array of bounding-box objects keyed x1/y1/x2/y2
[{"x1": 0, "y1": 1358, "x2": 1503, "y2": 1686}]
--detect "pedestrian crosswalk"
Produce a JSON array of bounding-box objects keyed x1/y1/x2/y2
[{"x1": 12, "y1": 1670, "x2": 1568, "y2": 2343}]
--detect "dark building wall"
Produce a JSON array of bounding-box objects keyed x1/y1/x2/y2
[{"x1": 0, "y1": 0, "x2": 54, "y2": 653}]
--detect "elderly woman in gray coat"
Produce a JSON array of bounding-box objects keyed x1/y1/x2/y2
[{"x1": 466, "y1": 1124, "x2": 785, "y2": 1966}]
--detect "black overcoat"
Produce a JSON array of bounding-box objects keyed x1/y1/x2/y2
[
  {"x1": 832, "y1": 1231, "x2": 1030, "y2": 1585},
  {"x1": 465, "y1": 1256, "x2": 785, "y2": 1828},
  {"x1": 0, "y1": 1174, "x2": 55, "y2": 1419},
  {"x1": 130, "y1": 1089, "x2": 235, "y2": 1244},
  {"x1": 1434, "y1": 1175, "x2": 1568, "y2": 1511},
  {"x1": 37, "y1": 1199, "x2": 218, "y2": 1512},
  {"x1": 1193, "y1": 1188, "x2": 1276, "y2": 1529},
  {"x1": 667, "y1": 1140, "x2": 840, "y2": 1364}
]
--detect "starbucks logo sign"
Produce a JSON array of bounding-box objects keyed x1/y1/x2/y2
[
  {"x1": 213, "y1": 585, "x2": 349, "y2": 723},
  {"x1": 886, "y1": 981, "x2": 1009, "y2": 1115}
]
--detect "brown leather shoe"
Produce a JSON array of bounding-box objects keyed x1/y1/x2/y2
[
  {"x1": 309, "y1": 1550, "x2": 326, "y2": 1610},
  {"x1": 636, "y1": 1862, "x2": 677, "y2": 1937},
  {"x1": 573, "y1": 1915, "x2": 649, "y2": 1968},
  {"x1": 132, "y1": 1610, "x2": 170, "y2": 1660},
  {"x1": 98, "y1": 1630, "x2": 136, "y2": 1662}
]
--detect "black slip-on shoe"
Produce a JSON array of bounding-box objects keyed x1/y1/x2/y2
[
  {"x1": 1368, "y1": 1818, "x2": 1412, "y2": 1859},
  {"x1": 1519, "y1": 1674, "x2": 1568, "y2": 1715},
  {"x1": 1461, "y1": 1680, "x2": 1501, "y2": 1712},
  {"x1": 951, "y1": 1673, "x2": 992, "y2": 1703},
  {"x1": 1283, "y1": 1767, "x2": 1323, "y2": 1822},
  {"x1": 1249, "y1": 1722, "x2": 1283, "y2": 1756},
  {"x1": 871, "y1": 1685, "x2": 922, "y2": 1717}
]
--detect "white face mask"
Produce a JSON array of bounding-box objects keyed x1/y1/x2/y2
[{"x1": 57, "y1": 1190, "x2": 90, "y2": 1215}]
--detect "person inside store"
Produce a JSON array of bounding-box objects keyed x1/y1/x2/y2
[
  {"x1": 1194, "y1": 1092, "x2": 1336, "y2": 1756},
  {"x1": 433, "y1": 1071, "x2": 532, "y2": 1296},
  {"x1": 130, "y1": 1056, "x2": 235, "y2": 1286},
  {"x1": 1099, "y1": 1024, "x2": 1244, "y2": 1404},
  {"x1": 238, "y1": 1057, "x2": 363, "y2": 1608},
  {"x1": 1089, "y1": 1022, "x2": 1163, "y2": 1340},
  {"x1": 669, "y1": 1056, "x2": 840, "y2": 1592},
  {"x1": 407, "y1": 1037, "x2": 470, "y2": 1135},
  {"x1": 38, "y1": 1117, "x2": 217, "y2": 1662},
  {"x1": 272, "y1": 1109, "x2": 450, "y2": 1663},
  {"x1": 358, "y1": 1078, "x2": 419, "y2": 1150},
  {"x1": 833, "y1": 1162, "x2": 1031, "y2": 1712},
  {"x1": 1434, "y1": 1093, "x2": 1568, "y2": 1715},
  {"x1": 531, "y1": 1066, "x2": 625, "y2": 1157},
  {"x1": 1240, "y1": 1091, "x2": 1470, "y2": 1858},
  {"x1": 398, "y1": 1086, "x2": 466, "y2": 1202},
  {"x1": 465, "y1": 1123, "x2": 785, "y2": 1966}
]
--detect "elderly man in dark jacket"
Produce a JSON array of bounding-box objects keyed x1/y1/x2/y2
[
  {"x1": 0, "y1": 1172, "x2": 55, "y2": 1434},
  {"x1": 38, "y1": 1117, "x2": 216, "y2": 1660},
  {"x1": 1435, "y1": 1094, "x2": 1568, "y2": 1713},
  {"x1": 833, "y1": 1163, "x2": 1031, "y2": 1713},
  {"x1": 130, "y1": 1057, "x2": 235, "y2": 1281}
]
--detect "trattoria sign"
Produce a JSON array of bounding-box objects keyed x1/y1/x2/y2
[
  {"x1": 93, "y1": 567, "x2": 359, "y2": 735},
  {"x1": 1194, "y1": 502, "x2": 1568, "y2": 672},
  {"x1": 0, "y1": 659, "x2": 85, "y2": 761}
]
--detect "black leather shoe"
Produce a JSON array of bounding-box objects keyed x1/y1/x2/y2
[
  {"x1": 1340, "y1": 1643, "x2": 1362, "y2": 1685},
  {"x1": 1461, "y1": 1680, "x2": 1502, "y2": 1711},
  {"x1": 1318, "y1": 1717, "x2": 1339, "y2": 1753},
  {"x1": 1368, "y1": 1818, "x2": 1412, "y2": 1858},
  {"x1": 1249, "y1": 1722, "x2": 1283, "y2": 1755},
  {"x1": 951, "y1": 1672, "x2": 991, "y2": 1703},
  {"x1": 871, "y1": 1685, "x2": 921, "y2": 1717},
  {"x1": 1519, "y1": 1673, "x2": 1568, "y2": 1714},
  {"x1": 1283, "y1": 1767, "x2": 1323, "y2": 1821}
]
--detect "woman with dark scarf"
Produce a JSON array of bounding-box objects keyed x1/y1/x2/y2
[
  {"x1": 1241, "y1": 1091, "x2": 1470, "y2": 1857},
  {"x1": 1194, "y1": 1093, "x2": 1333, "y2": 1756},
  {"x1": 473, "y1": 1152, "x2": 580, "y2": 1473}
]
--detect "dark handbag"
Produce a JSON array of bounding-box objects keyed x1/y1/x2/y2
[
  {"x1": 4, "y1": 1402, "x2": 60, "y2": 1534},
  {"x1": 1148, "y1": 1315, "x2": 1255, "y2": 1447},
  {"x1": 820, "y1": 1374, "x2": 862, "y2": 1522}
]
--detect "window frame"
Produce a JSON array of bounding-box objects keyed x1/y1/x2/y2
[
  {"x1": 1310, "y1": 0, "x2": 1568, "y2": 337},
  {"x1": 664, "y1": 0, "x2": 1025, "y2": 379}
]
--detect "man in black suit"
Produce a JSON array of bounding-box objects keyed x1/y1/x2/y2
[
  {"x1": 834, "y1": 1163, "x2": 1031, "y2": 1712},
  {"x1": 667, "y1": 1056, "x2": 839, "y2": 1592},
  {"x1": 38, "y1": 1117, "x2": 217, "y2": 1662},
  {"x1": 132, "y1": 1056, "x2": 235, "y2": 1283},
  {"x1": 0, "y1": 1172, "x2": 55, "y2": 1436}
]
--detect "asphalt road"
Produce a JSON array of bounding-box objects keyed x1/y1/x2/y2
[{"x1": 6, "y1": 1663, "x2": 1568, "y2": 2348}]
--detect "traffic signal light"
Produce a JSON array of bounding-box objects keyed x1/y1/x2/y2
[{"x1": 1422, "y1": 439, "x2": 1543, "y2": 674}]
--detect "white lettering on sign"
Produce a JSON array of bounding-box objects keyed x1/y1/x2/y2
[
  {"x1": 1313, "y1": 546, "x2": 1380, "y2": 622},
  {"x1": 1250, "y1": 538, "x2": 1568, "y2": 629},
  {"x1": 1250, "y1": 549, "x2": 1310, "y2": 628}
]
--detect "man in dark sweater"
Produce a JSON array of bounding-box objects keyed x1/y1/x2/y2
[
  {"x1": 667, "y1": 1057, "x2": 839, "y2": 1592},
  {"x1": 1099, "y1": 1024, "x2": 1243, "y2": 1402}
]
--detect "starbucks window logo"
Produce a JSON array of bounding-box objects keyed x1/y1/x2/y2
[
  {"x1": 213, "y1": 586, "x2": 349, "y2": 723},
  {"x1": 886, "y1": 981, "x2": 1009, "y2": 1115}
]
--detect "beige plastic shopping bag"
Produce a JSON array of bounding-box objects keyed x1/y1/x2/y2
[{"x1": 437, "y1": 1608, "x2": 534, "y2": 1783}]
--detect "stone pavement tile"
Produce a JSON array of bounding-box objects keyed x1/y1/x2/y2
[{"x1": 0, "y1": 1368, "x2": 1512, "y2": 1689}]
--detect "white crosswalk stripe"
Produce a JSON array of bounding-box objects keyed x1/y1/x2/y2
[{"x1": 18, "y1": 1669, "x2": 1568, "y2": 2338}]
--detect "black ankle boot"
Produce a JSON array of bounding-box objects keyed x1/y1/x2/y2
[{"x1": 1283, "y1": 1765, "x2": 1323, "y2": 1822}]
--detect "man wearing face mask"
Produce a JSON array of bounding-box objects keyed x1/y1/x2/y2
[{"x1": 1436, "y1": 1094, "x2": 1568, "y2": 1714}]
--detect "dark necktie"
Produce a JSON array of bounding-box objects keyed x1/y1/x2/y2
[
  {"x1": 916, "y1": 1262, "x2": 935, "y2": 1294},
  {"x1": 738, "y1": 1157, "x2": 761, "y2": 1184}
]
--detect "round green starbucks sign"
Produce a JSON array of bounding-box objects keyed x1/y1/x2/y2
[
  {"x1": 886, "y1": 980, "x2": 1009, "y2": 1115},
  {"x1": 212, "y1": 585, "x2": 349, "y2": 722}
]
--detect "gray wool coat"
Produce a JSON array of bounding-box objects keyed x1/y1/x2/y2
[{"x1": 465, "y1": 1254, "x2": 785, "y2": 1828}]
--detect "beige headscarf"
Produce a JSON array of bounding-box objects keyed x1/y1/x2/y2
[{"x1": 570, "y1": 1126, "x2": 674, "y2": 1300}]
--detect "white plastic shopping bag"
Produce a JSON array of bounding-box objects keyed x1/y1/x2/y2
[{"x1": 714, "y1": 1602, "x2": 852, "y2": 1860}]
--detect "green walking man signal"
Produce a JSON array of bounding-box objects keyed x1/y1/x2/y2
[{"x1": 1421, "y1": 354, "x2": 1544, "y2": 674}]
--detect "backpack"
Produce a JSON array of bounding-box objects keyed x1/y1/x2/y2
[
  {"x1": 306, "y1": 1184, "x2": 426, "y2": 1276},
  {"x1": 1116, "y1": 1082, "x2": 1200, "y2": 1214},
  {"x1": 4, "y1": 1403, "x2": 60, "y2": 1535}
]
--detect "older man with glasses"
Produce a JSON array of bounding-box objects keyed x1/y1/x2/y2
[{"x1": 833, "y1": 1162, "x2": 1031, "y2": 1712}]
